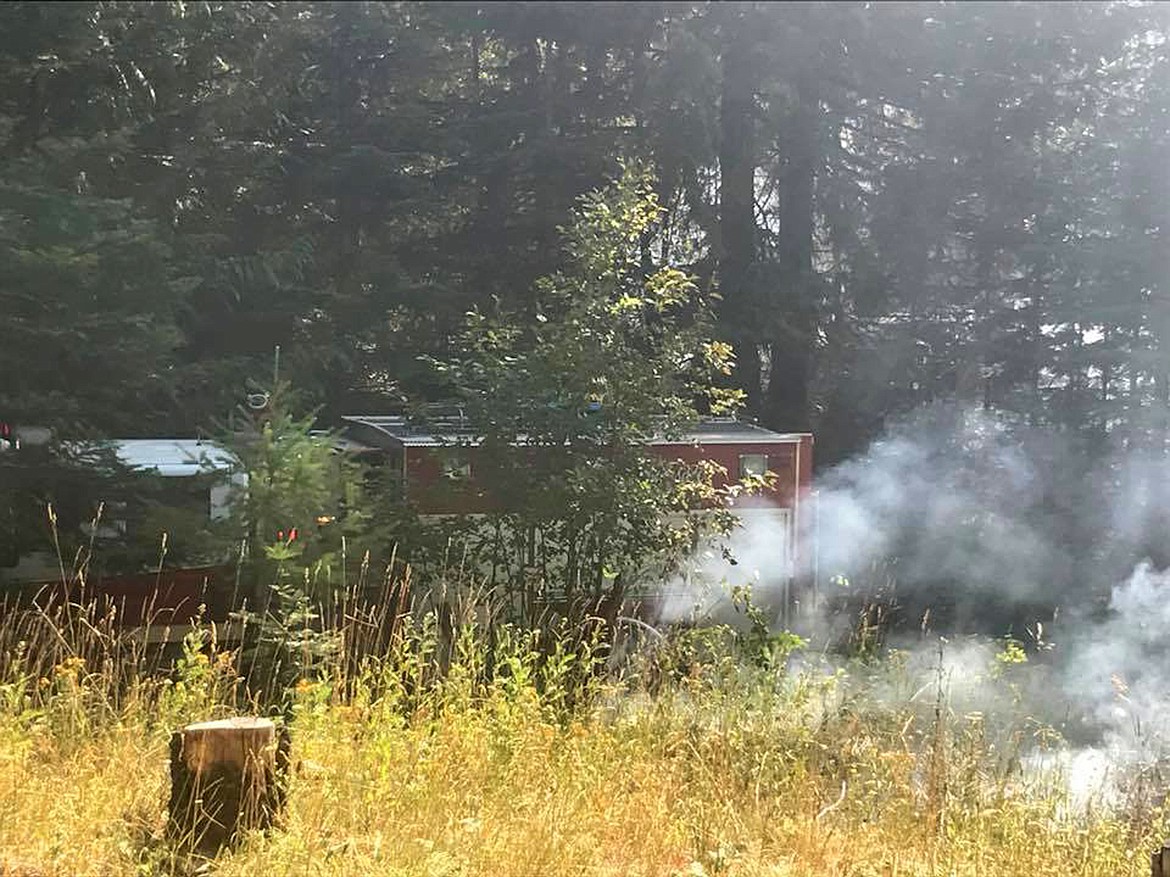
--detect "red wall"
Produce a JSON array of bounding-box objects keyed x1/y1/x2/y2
[
  {"x1": 21, "y1": 565, "x2": 232, "y2": 628},
  {"x1": 405, "y1": 446, "x2": 495, "y2": 514},
  {"x1": 404, "y1": 435, "x2": 814, "y2": 515},
  {"x1": 649, "y1": 438, "x2": 812, "y2": 509}
]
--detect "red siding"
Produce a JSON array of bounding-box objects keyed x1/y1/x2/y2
[
  {"x1": 405, "y1": 446, "x2": 496, "y2": 514},
  {"x1": 404, "y1": 435, "x2": 814, "y2": 516},
  {"x1": 23, "y1": 565, "x2": 231, "y2": 627},
  {"x1": 650, "y1": 436, "x2": 813, "y2": 577},
  {"x1": 649, "y1": 438, "x2": 812, "y2": 509}
]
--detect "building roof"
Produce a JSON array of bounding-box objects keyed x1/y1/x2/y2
[
  {"x1": 654, "y1": 419, "x2": 810, "y2": 445},
  {"x1": 111, "y1": 439, "x2": 236, "y2": 477},
  {"x1": 339, "y1": 415, "x2": 809, "y2": 450},
  {"x1": 340, "y1": 415, "x2": 473, "y2": 449}
]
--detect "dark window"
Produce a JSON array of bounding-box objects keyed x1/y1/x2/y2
[
  {"x1": 738, "y1": 454, "x2": 769, "y2": 479},
  {"x1": 440, "y1": 451, "x2": 471, "y2": 480}
]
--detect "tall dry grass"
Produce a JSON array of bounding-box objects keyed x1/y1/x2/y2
[{"x1": 0, "y1": 580, "x2": 1165, "y2": 877}]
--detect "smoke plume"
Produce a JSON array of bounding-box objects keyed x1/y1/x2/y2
[{"x1": 663, "y1": 401, "x2": 1170, "y2": 807}]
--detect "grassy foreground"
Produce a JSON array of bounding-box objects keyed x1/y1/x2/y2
[{"x1": 0, "y1": 600, "x2": 1163, "y2": 877}]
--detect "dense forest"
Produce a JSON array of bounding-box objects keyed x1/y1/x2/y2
[
  {"x1": 2, "y1": 1, "x2": 1165, "y2": 450},
  {"x1": 1, "y1": 2, "x2": 1169, "y2": 608}
]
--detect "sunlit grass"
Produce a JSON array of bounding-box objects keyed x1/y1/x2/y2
[{"x1": 0, "y1": 595, "x2": 1164, "y2": 876}]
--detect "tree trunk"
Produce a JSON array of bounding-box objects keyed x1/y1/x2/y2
[
  {"x1": 168, "y1": 717, "x2": 290, "y2": 853},
  {"x1": 718, "y1": 7, "x2": 761, "y2": 412},
  {"x1": 765, "y1": 79, "x2": 817, "y2": 430}
]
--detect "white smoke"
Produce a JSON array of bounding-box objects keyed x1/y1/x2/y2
[
  {"x1": 1062, "y1": 562, "x2": 1170, "y2": 753},
  {"x1": 1014, "y1": 563, "x2": 1170, "y2": 812},
  {"x1": 807, "y1": 405, "x2": 1076, "y2": 613},
  {"x1": 660, "y1": 401, "x2": 1170, "y2": 811},
  {"x1": 656, "y1": 511, "x2": 796, "y2": 625}
]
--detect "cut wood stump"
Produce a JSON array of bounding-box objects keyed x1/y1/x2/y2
[
  {"x1": 167, "y1": 717, "x2": 290, "y2": 853},
  {"x1": 1153, "y1": 843, "x2": 1170, "y2": 877}
]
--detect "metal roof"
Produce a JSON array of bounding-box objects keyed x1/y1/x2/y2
[
  {"x1": 111, "y1": 439, "x2": 236, "y2": 477},
  {"x1": 654, "y1": 419, "x2": 810, "y2": 445},
  {"x1": 339, "y1": 415, "x2": 808, "y2": 449},
  {"x1": 340, "y1": 415, "x2": 474, "y2": 449}
]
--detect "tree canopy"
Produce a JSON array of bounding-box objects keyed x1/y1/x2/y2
[{"x1": 1, "y1": 1, "x2": 1168, "y2": 599}]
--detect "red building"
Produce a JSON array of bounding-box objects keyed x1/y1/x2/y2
[
  {"x1": 4, "y1": 419, "x2": 813, "y2": 633},
  {"x1": 338, "y1": 414, "x2": 813, "y2": 583}
]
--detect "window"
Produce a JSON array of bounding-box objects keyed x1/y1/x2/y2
[
  {"x1": 441, "y1": 452, "x2": 472, "y2": 480},
  {"x1": 81, "y1": 501, "x2": 128, "y2": 539},
  {"x1": 738, "y1": 454, "x2": 769, "y2": 479}
]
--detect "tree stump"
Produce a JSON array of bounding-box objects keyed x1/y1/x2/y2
[
  {"x1": 1154, "y1": 844, "x2": 1170, "y2": 877},
  {"x1": 168, "y1": 717, "x2": 290, "y2": 853}
]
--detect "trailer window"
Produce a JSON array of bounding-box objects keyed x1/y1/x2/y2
[
  {"x1": 738, "y1": 454, "x2": 769, "y2": 479},
  {"x1": 440, "y1": 452, "x2": 471, "y2": 480},
  {"x1": 82, "y1": 501, "x2": 128, "y2": 539}
]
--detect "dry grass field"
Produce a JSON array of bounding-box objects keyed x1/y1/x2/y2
[{"x1": 0, "y1": 596, "x2": 1163, "y2": 877}]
